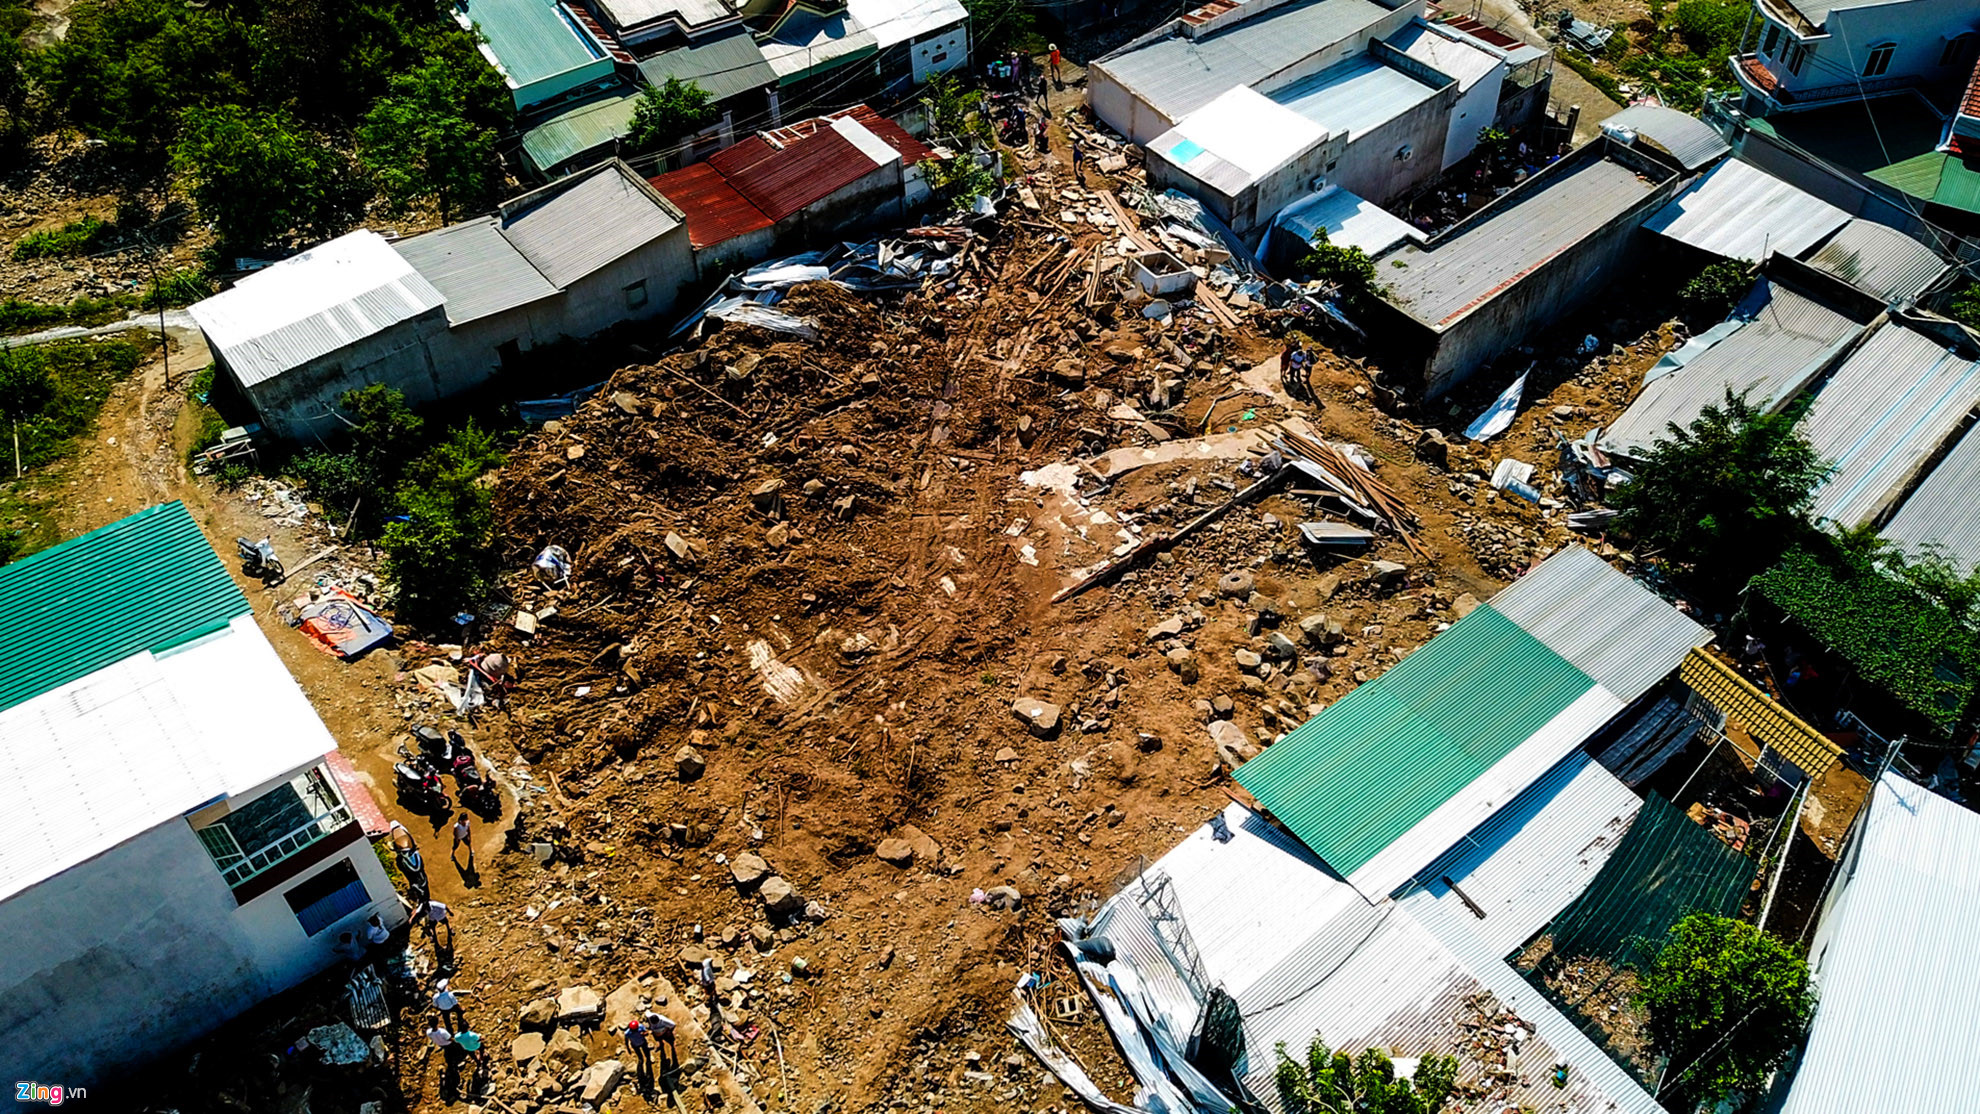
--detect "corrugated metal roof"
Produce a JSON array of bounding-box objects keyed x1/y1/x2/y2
[
  {"x1": 1233, "y1": 606, "x2": 1598, "y2": 890},
  {"x1": 1780, "y1": 772, "x2": 1980, "y2": 1114},
  {"x1": 1388, "y1": 19, "x2": 1501, "y2": 92},
  {"x1": 758, "y1": 8, "x2": 877, "y2": 83},
  {"x1": 845, "y1": 0, "x2": 966, "y2": 48},
  {"x1": 1644, "y1": 158, "x2": 1849, "y2": 261},
  {"x1": 1603, "y1": 276, "x2": 1870, "y2": 456},
  {"x1": 1803, "y1": 322, "x2": 1980, "y2": 528},
  {"x1": 764, "y1": 105, "x2": 931, "y2": 165},
  {"x1": 1882, "y1": 415, "x2": 1980, "y2": 572},
  {"x1": 460, "y1": 0, "x2": 608, "y2": 88},
  {"x1": 1092, "y1": 0, "x2": 1396, "y2": 124},
  {"x1": 1380, "y1": 152, "x2": 1667, "y2": 329},
  {"x1": 594, "y1": 0, "x2": 729, "y2": 31},
  {"x1": 1605, "y1": 103, "x2": 1729, "y2": 171},
  {"x1": 520, "y1": 89, "x2": 640, "y2": 173},
  {"x1": 1270, "y1": 53, "x2": 1443, "y2": 141},
  {"x1": 393, "y1": 218, "x2": 560, "y2": 324},
  {"x1": 0, "y1": 503, "x2": 247, "y2": 713},
  {"x1": 1149, "y1": 86, "x2": 1329, "y2": 195},
  {"x1": 1490, "y1": 545, "x2": 1713, "y2": 700},
  {"x1": 652, "y1": 161, "x2": 773, "y2": 249},
  {"x1": 1399, "y1": 752, "x2": 1641, "y2": 956},
  {"x1": 498, "y1": 160, "x2": 683, "y2": 286},
  {"x1": 188, "y1": 231, "x2": 446, "y2": 387},
  {"x1": 635, "y1": 28, "x2": 776, "y2": 101},
  {"x1": 1276, "y1": 184, "x2": 1422, "y2": 257},
  {"x1": 1087, "y1": 803, "x2": 1667, "y2": 1114},
  {"x1": 1801, "y1": 218, "x2": 1949, "y2": 304},
  {"x1": 709, "y1": 119, "x2": 892, "y2": 223}
]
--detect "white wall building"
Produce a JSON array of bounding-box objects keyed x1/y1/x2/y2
[
  {"x1": 0, "y1": 502, "x2": 403, "y2": 1085},
  {"x1": 190, "y1": 159, "x2": 695, "y2": 442}
]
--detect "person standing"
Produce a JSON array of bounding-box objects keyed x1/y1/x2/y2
[
  {"x1": 1070, "y1": 135, "x2": 1087, "y2": 185},
  {"x1": 425, "y1": 1016, "x2": 454, "y2": 1053},
  {"x1": 1049, "y1": 43, "x2": 1063, "y2": 85},
  {"x1": 454, "y1": 1025, "x2": 488, "y2": 1079},
  {"x1": 643, "y1": 1008, "x2": 678, "y2": 1056},
  {"x1": 451, "y1": 812, "x2": 474, "y2": 872},
  {"x1": 416, "y1": 897, "x2": 454, "y2": 951},
  {"x1": 432, "y1": 978, "x2": 467, "y2": 1028},
  {"x1": 624, "y1": 1019, "x2": 654, "y2": 1080}
]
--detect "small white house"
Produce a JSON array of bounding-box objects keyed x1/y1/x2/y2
[
  {"x1": 0, "y1": 502, "x2": 403, "y2": 1084},
  {"x1": 190, "y1": 159, "x2": 695, "y2": 442}
]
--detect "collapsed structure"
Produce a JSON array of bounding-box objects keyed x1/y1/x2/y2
[
  {"x1": 1032, "y1": 547, "x2": 1859, "y2": 1113},
  {"x1": 0, "y1": 503, "x2": 402, "y2": 1082}
]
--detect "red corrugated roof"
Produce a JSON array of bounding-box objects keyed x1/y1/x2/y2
[
  {"x1": 653, "y1": 104, "x2": 938, "y2": 249},
  {"x1": 1739, "y1": 54, "x2": 1780, "y2": 92},
  {"x1": 652, "y1": 161, "x2": 772, "y2": 250}
]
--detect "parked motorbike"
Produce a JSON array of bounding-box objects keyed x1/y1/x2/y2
[
  {"x1": 393, "y1": 745, "x2": 451, "y2": 812},
  {"x1": 457, "y1": 771, "x2": 500, "y2": 816},
  {"x1": 412, "y1": 725, "x2": 478, "y2": 780},
  {"x1": 235, "y1": 536, "x2": 284, "y2": 580}
]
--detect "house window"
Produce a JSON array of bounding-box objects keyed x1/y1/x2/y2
[
  {"x1": 624, "y1": 279, "x2": 648, "y2": 309},
  {"x1": 1863, "y1": 42, "x2": 1895, "y2": 77},
  {"x1": 1944, "y1": 33, "x2": 1977, "y2": 68},
  {"x1": 194, "y1": 766, "x2": 352, "y2": 889},
  {"x1": 285, "y1": 860, "x2": 369, "y2": 936},
  {"x1": 1762, "y1": 24, "x2": 1779, "y2": 56},
  {"x1": 1786, "y1": 42, "x2": 1810, "y2": 75}
]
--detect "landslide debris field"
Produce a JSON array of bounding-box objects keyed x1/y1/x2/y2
[{"x1": 357, "y1": 184, "x2": 1685, "y2": 1114}]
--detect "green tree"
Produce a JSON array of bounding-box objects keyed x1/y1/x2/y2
[
  {"x1": 922, "y1": 72, "x2": 992, "y2": 147},
  {"x1": 1274, "y1": 1037, "x2": 1457, "y2": 1114},
  {"x1": 626, "y1": 77, "x2": 717, "y2": 156},
  {"x1": 1678, "y1": 259, "x2": 1751, "y2": 325},
  {"x1": 1947, "y1": 281, "x2": 1980, "y2": 331},
  {"x1": 962, "y1": 0, "x2": 1035, "y2": 58},
  {"x1": 382, "y1": 421, "x2": 504, "y2": 625},
  {"x1": 0, "y1": 29, "x2": 26, "y2": 133},
  {"x1": 172, "y1": 103, "x2": 369, "y2": 252},
  {"x1": 1475, "y1": 124, "x2": 1512, "y2": 162},
  {"x1": 1642, "y1": 914, "x2": 1816, "y2": 1111},
  {"x1": 34, "y1": 0, "x2": 247, "y2": 154},
  {"x1": 249, "y1": 0, "x2": 422, "y2": 123},
  {"x1": 0, "y1": 344, "x2": 53, "y2": 477},
  {"x1": 1295, "y1": 230, "x2": 1383, "y2": 311},
  {"x1": 1611, "y1": 389, "x2": 1825, "y2": 589},
  {"x1": 358, "y1": 36, "x2": 510, "y2": 221}
]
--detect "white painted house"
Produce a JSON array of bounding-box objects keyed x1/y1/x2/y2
[{"x1": 0, "y1": 502, "x2": 403, "y2": 1085}]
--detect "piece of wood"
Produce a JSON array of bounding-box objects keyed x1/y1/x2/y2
[
  {"x1": 271, "y1": 546, "x2": 340, "y2": 586},
  {"x1": 1053, "y1": 464, "x2": 1288, "y2": 604}
]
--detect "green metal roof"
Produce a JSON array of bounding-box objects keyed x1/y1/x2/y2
[
  {"x1": 522, "y1": 90, "x2": 641, "y2": 173},
  {"x1": 1865, "y1": 151, "x2": 1980, "y2": 214},
  {"x1": 461, "y1": 0, "x2": 609, "y2": 89},
  {"x1": 1233, "y1": 605, "x2": 1595, "y2": 879},
  {"x1": 0, "y1": 502, "x2": 249, "y2": 712}
]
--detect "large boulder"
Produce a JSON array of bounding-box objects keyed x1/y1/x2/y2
[
  {"x1": 556, "y1": 984, "x2": 603, "y2": 1025},
  {"x1": 875, "y1": 838, "x2": 915, "y2": 868},
  {"x1": 511, "y1": 1032, "x2": 546, "y2": 1064},
  {"x1": 542, "y1": 1028, "x2": 588, "y2": 1071},
  {"x1": 578, "y1": 1059, "x2": 626, "y2": 1105},
  {"x1": 729, "y1": 851, "x2": 770, "y2": 890},
  {"x1": 603, "y1": 978, "x2": 644, "y2": 1034},
  {"x1": 760, "y1": 875, "x2": 806, "y2": 918},
  {"x1": 1011, "y1": 698, "x2": 1061, "y2": 738},
  {"x1": 519, "y1": 997, "x2": 557, "y2": 1030}
]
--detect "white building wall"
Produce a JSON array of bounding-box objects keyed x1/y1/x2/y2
[
  {"x1": 1442, "y1": 63, "x2": 1504, "y2": 167},
  {"x1": 0, "y1": 815, "x2": 399, "y2": 1083},
  {"x1": 1754, "y1": 0, "x2": 1976, "y2": 96},
  {"x1": 554, "y1": 225, "x2": 697, "y2": 339},
  {"x1": 911, "y1": 20, "x2": 968, "y2": 82}
]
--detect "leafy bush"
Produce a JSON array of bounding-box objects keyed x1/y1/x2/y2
[
  {"x1": 172, "y1": 103, "x2": 370, "y2": 253},
  {"x1": 1947, "y1": 281, "x2": 1980, "y2": 331},
  {"x1": 0, "y1": 344, "x2": 53, "y2": 476},
  {"x1": 382, "y1": 421, "x2": 503, "y2": 626},
  {"x1": 144, "y1": 267, "x2": 214, "y2": 307},
  {"x1": 11, "y1": 216, "x2": 114, "y2": 261},
  {"x1": 1295, "y1": 230, "x2": 1383, "y2": 310},
  {"x1": 1275, "y1": 1036, "x2": 1457, "y2": 1114},
  {"x1": 625, "y1": 77, "x2": 716, "y2": 157},
  {"x1": 0, "y1": 292, "x2": 143, "y2": 332},
  {"x1": 288, "y1": 448, "x2": 367, "y2": 510},
  {"x1": 1642, "y1": 914, "x2": 1816, "y2": 1111},
  {"x1": 358, "y1": 33, "x2": 511, "y2": 221},
  {"x1": 1751, "y1": 545, "x2": 1979, "y2": 724},
  {"x1": 187, "y1": 407, "x2": 229, "y2": 464},
  {"x1": 1611, "y1": 389, "x2": 1825, "y2": 591},
  {"x1": 1678, "y1": 259, "x2": 1751, "y2": 324},
  {"x1": 924, "y1": 153, "x2": 996, "y2": 212}
]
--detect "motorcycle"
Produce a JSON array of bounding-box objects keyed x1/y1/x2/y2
[
  {"x1": 393, "y1": 745, "x2": 451, "y2": 812},
  {"x1": 235, "y1": 536, "x2": 284, "y2": 580},
  {"x1": 412, "y1": 725, "x2": 479, "y2": 781}
]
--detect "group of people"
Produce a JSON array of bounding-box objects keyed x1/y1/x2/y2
[
  {"x1": 985, "y1": 44, "x2": 1063, "y2": 94},
  {"x1": 423, "y1": 977, "x2": 491, "y2": 1096}
]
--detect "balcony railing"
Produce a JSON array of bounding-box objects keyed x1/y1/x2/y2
[
  {"x1": 1732, "y1": 54, "x2": 1922, "y2": 107},
  {"x1": 215, "y1": 806, "x2": 354, "y2": 888}
]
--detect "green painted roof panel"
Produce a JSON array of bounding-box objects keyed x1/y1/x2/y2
[
  {"x1": 462, "y1": 0, "x2": 609, "y2": 88},
  {"x1": 1867, "y1": 151, "x2": 1946, "y2": 201},
  {"x1": 1233, "y1": 605, "x2": 1595, "y2": 877},
  {"x1": 0, "y1": 502, "x2": 249, "y2": 711},
  {"x1": 1931, "y1": 153, "x2": 1980, "y2": 212},
  {"x1": 522, "y1": 90, "x2": 641, "y2": 172}
]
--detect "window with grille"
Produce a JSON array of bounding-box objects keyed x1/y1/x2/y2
[
  {"x1": 192, "y1": 766, "x2": 352, "y2": 888},
  {"x1": 285, "y1": 860, "x2": 368, "y2": 936}
]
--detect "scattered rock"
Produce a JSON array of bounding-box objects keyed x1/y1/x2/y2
[
  {"x1": 899, "y1": 824, "x2": 941, "y2": 863},
  {"x1": 1208, "y1": 721, "x2": 1259, "y2": 769},
  {"x1": 555, "y1": 985, "x2": 603, "y2": 1025},
  {"x1": 1210, "y1": 694, "x2": 1235, "y2": 719},
  {"x1": 1217, "y1": 570, "x2": 1255, "y2": 598},
  {"x1": 765, "y1": 521, "x2": 792, "y2": 548},
  {"x1": 760, "y1": 875, "x2": 806, "y2": 918},
  {"x1": 730, "y1": 852, "x2": 770, "y2": 890},
  {"x1": 1414, "y1": 429, "x2": 1450, "y2": 468},
  {"x1": 986, "y1": 885, "x2": 1022, "y2": 910},
  {"x1": 1234, "y1": 648, "x2": 1262, "y2": 672},
  {"x1": 1452, "y1": 592, "x2": 1481, "y2": 619},
  {"x1": 994, "y1": 745, "x2": 1019, "y2": 763},
  {"x1": 1011, "y1": 698, "x2": 1062, "y2": 738},
  {"x1": 542, "y1": 1028, "x2": 588, "y2": 1071},
  {"x1": 577, "y1": 1059, "x2": 626, "y2": 1105},
  {"x1": 519, "y1": 997, "x2": 557, "y2": 1030},
  {"x1": 875, "y1": 838, "x2": 916, "y2": 867},
  {"x1": 675, "y1": 745, "x2": 706, "y2": 781},
  {"x1": 511, "y1": 1032, "x2": 546, "y2": 1063},
  {"x1": 1365, "y1": 560, "x2": 1407, "y2": 589},
  {"x1": 1146, "y1": 616, "x2": 1186, "y2": 641},
  {"x1": 1264, "y1": 632, "x2": 1298, "y2": 660},
  {"x1": 1166, "y1": 647, "x2": 1199, "y2": 683},
  {"x1": 750, "y1": 478, "x2": 784, "y2": 509}
]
